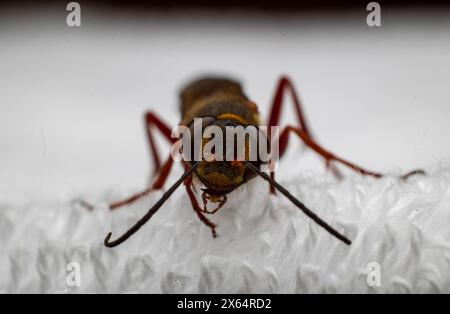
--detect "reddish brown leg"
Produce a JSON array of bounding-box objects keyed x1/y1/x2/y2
[
  {"x1": 109, "y1": 157, "x2": 174, "y2": 210},
  {"x1": 144, "y1": 111, "x2": 174, "y2": 174},
  {"x1": 109, "y1": 111, "x2": 176, "y2": 210},
  {"x1": 278, "y1": 125, "x2": 424, "y2": 179},
  {"x1": 184, "y1": 176, "x2": 217, "y2": 237},
  {"x1": 266, "y1": 76, "x2": 341, "y2": 193},
  {"x1": 267, "y1": 76, "x2": 313, "y2": 138}
]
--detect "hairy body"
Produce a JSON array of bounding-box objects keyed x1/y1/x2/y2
[{"x1": 179, "y1": 78, "x2": 264, "y2": 197}]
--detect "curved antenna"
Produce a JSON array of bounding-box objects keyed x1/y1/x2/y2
[
  {"x1": 104, "y1": 161, "x2": 200, "y2": 248},
  {"x1": 245, "y1": 162, "x2": 351, "y2": 245}
]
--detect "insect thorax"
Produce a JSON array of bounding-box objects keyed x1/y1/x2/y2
[{"x1": 179, "y1": 77, "x2": 260, "y2": 126}]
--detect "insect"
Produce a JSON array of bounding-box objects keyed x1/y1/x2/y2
[{"x1": 103, "y1": 76, "x2": 424, "y2": 247}]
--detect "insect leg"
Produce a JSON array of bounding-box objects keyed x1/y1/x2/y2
[
  {"x1": 266, "y1": 76, "x2": 341, "y2": 194},
  {"x1": 108, "y1": 111, "x2": 175, "y2": 210},
  {"x1": 185, "y1": 177, "x2": 217, "y2": 237},
  {"x1": 144, "y1": 111, "x2": 175, "y2": 174},
  {"x1": 267, "y1": 76, "x2": 341, "y2": 173},
  {"x1": 109, "y1": 157, "x2": 174, "y2": 210},
  {"x1": 267, "y1": 76, "x2": 312, "y2": 138},
  {"x1": 278, "y1": 125, "x2": 424, "y2": 180}
]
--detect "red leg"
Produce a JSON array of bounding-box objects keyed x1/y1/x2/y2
[
  {"x1": 144, "y1": 111, "x2": 174, "y2": 174},
  {"x1": 109, "y1": 157, "x2": 174, "y2": 210},
  {"x1": 267, "y1": 76, "x2": 312, "y2": 138},
  {"x1": 266, "y1": 76, "x2": 341, "y2": 193},
  {"x1": 109, "y1": 111, "x2": 175, "y2": 210},
  {"x1": 184, "y1": 176, "x2": 217, "y2": 237},
  {"x1": 278, "y1": 125, "x2": 424, "y2": 179}
]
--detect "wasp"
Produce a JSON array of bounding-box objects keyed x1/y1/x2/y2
[{"x1": 103, "y1": 76, "x2": 424, "y2": 247}]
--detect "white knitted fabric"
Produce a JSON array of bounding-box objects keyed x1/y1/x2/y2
[{"x1": 1, "y1": 166, "x2": 449, "y2": 293}]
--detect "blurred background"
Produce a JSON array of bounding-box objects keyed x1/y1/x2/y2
[{"x1": 0, "y1": 0, "x2": 449, "y2": 205}]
